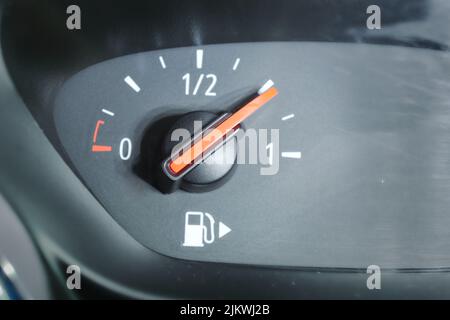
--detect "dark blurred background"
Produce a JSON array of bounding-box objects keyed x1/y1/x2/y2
[{"x1": 1, "y1": 0, "x2": 448, "y2": 135}]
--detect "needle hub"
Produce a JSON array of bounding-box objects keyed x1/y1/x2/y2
[{"x1": 158, "y1": 111, "x2": 238, "y2": 193}]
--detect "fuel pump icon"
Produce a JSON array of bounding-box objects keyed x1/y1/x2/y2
[{"x1": 183, "y1": 211, "x2": 215, "y2": 247}]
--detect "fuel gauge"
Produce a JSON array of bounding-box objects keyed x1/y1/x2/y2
[{"x1": 53, "y1": 42, "x2": 449, "y2": 269}]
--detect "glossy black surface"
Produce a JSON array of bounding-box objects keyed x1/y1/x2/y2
[{"x1": 2, "y1": 0, "x2": 447, "y2": 141}]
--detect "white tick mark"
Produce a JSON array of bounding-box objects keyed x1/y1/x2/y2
[
  {"x1": 232, "y1": 58, "x2": 240, "y2": 71},
  {"x1": 124, "y1": 75, "x2": 141, "y2": 92},
  {"x1": 281, "y1": 114, "x2": 295, "y2": 121},
  {"x1": 281, "y1": 152, "x2": 302, "y2": 159},
  {"x1": 258, "y1": 79, "x2": 274, "y2": 95},
  {"x1": 196, "y1": 49, "x2": 203, "y2": 69},
  {"x1": 159, "y1": 56, "x2": 166, "y2": 69},
  {"x1": 101, "y1": 109, "x2": 115, "y2": 116}
]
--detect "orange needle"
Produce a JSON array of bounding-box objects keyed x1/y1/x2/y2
[{"x1": 168, "y1": 85, "x2": 278, "y2": 175}]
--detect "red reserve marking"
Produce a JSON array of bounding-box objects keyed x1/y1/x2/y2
[{"x1": 91, "y1": 120, "x2": 112, "y2": 152}]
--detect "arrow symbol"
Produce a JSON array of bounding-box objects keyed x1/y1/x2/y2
[{"x1": 218, "y1": 222, "x2": 231, "y2": 239}]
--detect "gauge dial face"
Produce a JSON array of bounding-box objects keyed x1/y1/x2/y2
[{"x1": 54, "y1": 42, "x2": 450, "y2": 268}]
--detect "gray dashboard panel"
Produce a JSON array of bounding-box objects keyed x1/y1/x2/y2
[{"x1": 53, "y1": 42, "x2": 450, "y2": 269}]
